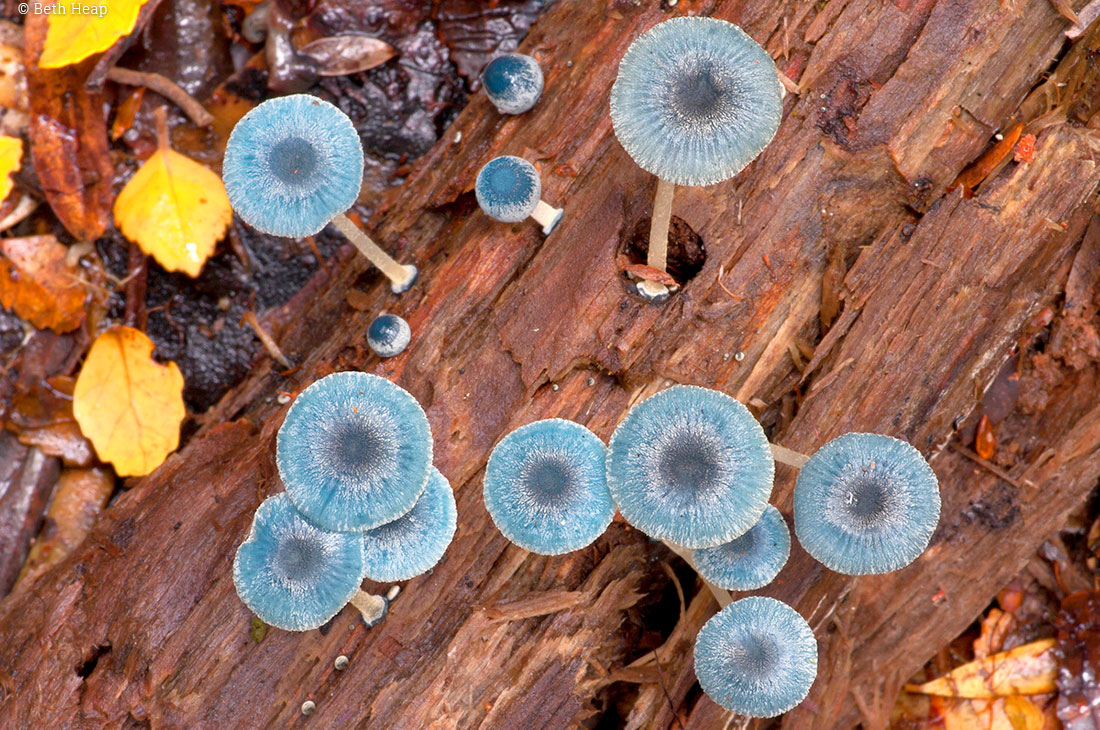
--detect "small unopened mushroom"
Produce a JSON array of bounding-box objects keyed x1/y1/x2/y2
[
  {"x1": 611, "y1": 18, "x2": 782, "y2": 300},
  {"x1": 793, "y1": 433, "x2": 940, "y2": 575},
  {"x1": 484, "y1": 419, "x2": 613, "y2": 555},
  {"x1": 367, "y1": 313, "x2": 411, "y2": 358},
  {"x1": 482, "y1": 53, "x2": 544, "y2": 114},
  {"x1": 694, "y1": 596, "x2": 817, "y2": 717},
  {"x1": 475, "y1": 156, "x2": 563, "y2": 235},
  {"x1": 277, "y1": 371, "x2": 433, "y2": 532},
  {"x1": 361, "y1": 467, "x2": 457, "y2": 581},
  {"x1": 606, "y1": 385, "x2": 774, "y2": 548},
  {"x1": 232, "y1": 494, "x2": 364, "y2": 631},
  {"x1": 692, "y1": 504, "x2": 790, "y2": 591},
  {"x1": 223, "y1": 94, "x2": 417, "y2": 294}
]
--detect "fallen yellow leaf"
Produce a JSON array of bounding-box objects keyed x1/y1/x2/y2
[
  {"x1": 38, "y1": 0, "x2": 149, "y2": 69},
  {"x1": 0, "y1": 235, "x2": 86, "y2": 332},
  {"x1": 0, "y1": 135, "x2": 21, "y2": 203},
  {"x1": 907, "y1": 639, "x2": 1057, "y2": 699},
  {"x1": 939, "y1": 696, "x2": 1048, "y2": 730},
  {"x1": 113, "y1": 146, "x2": 231, "y2": 277},
  {"x1": 73, "y1": 326, "x2": 185, "y2": 477}
]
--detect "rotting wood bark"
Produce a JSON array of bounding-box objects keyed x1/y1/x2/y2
[{"x1": 2, "y1": 0, "x2": 1100, "y2": 728}]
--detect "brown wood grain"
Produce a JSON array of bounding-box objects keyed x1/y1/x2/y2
[{"x1": 3, "y1": 0, "x2": 1100, "y2": 728}]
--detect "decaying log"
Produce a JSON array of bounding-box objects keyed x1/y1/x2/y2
[{"x1": 2, "y1": 0, "x2": 1100, "y2": 728}]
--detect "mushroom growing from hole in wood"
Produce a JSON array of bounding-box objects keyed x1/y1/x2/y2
[
  {"x1": 610, "y1": 17, "x2": 782, "y2": 301},
  {"x1": 361, "y1": 467, "x2": 457, "y2": 582},
  {"x1": 222, "y1": 94, "x2": 417, "y2": 293},
  {"x1": 277, "y1": 371, "x2": 432, "y2": 532},
  {"x1": 367, "y1": 313, "x2": 411, "y2": 358},
  {"x1": 793, "y1": 433, "x2": 941, "y2": 575},
  {"x1": 694, "y1": 596, "x2": 818, "y2": 718},
  {"x1": 233, "y1": 493, "x2": 364, "y2": 631},
  {"x1": 482, "y1": 53, "x2": 544, "y2": 115},
  {"x1": 475, "y1": 156, "x2": 563, "y2": 235},
  {"x1": 483, "y1": 419, "x2": 613, "y2": 555},
  {"x1": 692, "y1": 504, "x2": 790, "y2": 591},
  {"x1": 606, "y1": 385, "x2": 774, "y2": 548}
]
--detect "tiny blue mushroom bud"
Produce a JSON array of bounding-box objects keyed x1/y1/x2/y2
[
  {"x1": 482, "y1": 53, "x2": 544, "y2": 115},
  {"x1": 367, "y1": 313, "x2": 411, "y2": 358},
  {"x1": 223, "y1": 94, "x2": 417, "y2": 294},
  {"x1": 233, "y1": 493, "x2": 364, "y2": 631},
  {"x1": 694, "y1": 596, "x2": 818, "y2": 718},
  {"x1": 793, "y1": 433, "x2": 940, "y2": 575},
  {"x1": 475, "y1": 156, "x2": 563, "y2": 235},
  {"x1": 277, "y1": 371, "x2": 433, "y2": 532},
  {"x1": 361, "y1": 467, "x2": 457, "y2": 582},
  {"x1": 610, "y1": 17, "x2": 782, "y2": 300},
  {"x1": 607, "y1": 385, "x2": 774, "y2": 549},
  {"x1": 692, "y1": 505, "x2": 790, "y2": 591},
  {"x1": 483, "y1": 419, "x2": 613, "y2": 555}
]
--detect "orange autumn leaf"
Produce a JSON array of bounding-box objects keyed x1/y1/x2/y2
[
  {"x1": 73, "y1": 326, "x2": 185, "y2": 477},
  {"x1": 0, "y1": 235, "x2": 86, "y2": 332},
  {"x1": 0, "y1": 135, "x2": 21, "y2": 203},
  {"x1": 975, "y1": 414, "x2": 996, "y2": 460},
  {"x1": 38, "y1": 0, "x2": 150, "y2": 69},
  {"x1": 113, "y1": 146, "x2": 232, "y2": 277},
  {"x1": 907, "y1": 639, "x2": 1057, "y2": 698}
]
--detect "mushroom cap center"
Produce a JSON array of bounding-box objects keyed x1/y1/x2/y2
[
  {"x1": 275, "y1": 535, "x2": 323, "y2": 581},
  {"x1": 270, "y1": 137, "x2": 320, "y2": 187},
  {"x1": 843, "y1": 475, "x2": 890, "y2": 521},
  {"x1": 526, "y1": 457, "x2": 573, "y2": 500},
  {"x1": 673, "y1": 68, "x2": 727, "y2": 120},
  {"x1": 485, "y1": 163, "x2": 523, "y2": 198},
  {"x1": 658, "y1": 438, "x2": 720, "y2": 494},
  {"x1": 735, "y1": 632, "x2": 781, "y2": 680},
  {"x1": 328, "y1": 421, "x2": 386, "y2": 477},
  {"x1": 721, "y1": 524, "x2": 758, "y2": 558}
]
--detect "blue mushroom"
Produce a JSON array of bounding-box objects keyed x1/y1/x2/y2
[
  {"x1": 475, "y1": 156, "x2": 563, "y2": 235},
  {"x1": 607, "y1": 385, "x2": 774, "y2": 549},
  {"x1": 362, "y1": 467, "x2": 457, "y2": 582},
  {"x1": 223, "y1": 94, "x2": 417, "y2": 294},
  {"x1": 692, "y1": 504, "x2": 790, "y2": 591},
  {"x1": 482, "y1": 53, "x2": 544, "y2": 115},
  {"x1": 277, "y1": 372, "x2": 433, "y2": 532},
  {"x1": 233, "y1": 493, "x2": 364, "y2": 631},
  {"x1": 694, "y1": 596, "x2": 818, "y2": 717},
  {"x1": 793, "y1": 433, "x2": 940, "y2": 575},
  {"x1": 610, "y1": 17, "x2": 782, "y2": 300},
  {"x1": 367, "y1": 313, "x2": 411, "y2": 358},
  {"x1": 483, "y1": 419, "x2": 613, "y2": 555}
]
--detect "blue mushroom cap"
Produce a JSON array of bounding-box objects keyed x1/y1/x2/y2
[
  {"x1": 692, "y1": 504, "x2": 790, "y2": 591},
  {"x1": 367, "y1": 313, "x2": 411, "y2": 358},
  {"x1": 233, "y1": 493, "x2": 364, "y2": 631},
  {"x1": 610, "y1": 17, "x2": 782, "y2": 186},
  {"x1": 607, "y1": 385, "x2": 774, "y2": 548},
  {"x1": 482, "y1": 53, "x2": 544, "y2": 115},
  {"x1": 793, "y1": 433, "x2": 940, "y2": 575},
  {"x1": 694, "y1": 596, "x2": 818, "y2": 717},
  {"x1": 361, "y1": 467, "x2": 457, "y2": 582},
  {"x1": 277, "y1": 372, "x2": 433, "y2": 532},
  {"x1": 483, "y1": 418, "x2": 614, "y2": 555},
  {"x1": 223, "y1": 94, "x2": 364, "y2": 238},
  {"x1": 475, "y1": 156, "x2": 541, "y2": 223}
]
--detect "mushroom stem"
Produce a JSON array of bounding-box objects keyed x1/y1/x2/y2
[
  {"x1": 529, "y1": 199, "x2": 564, "y2": 235},
  {"x1": 770, "y1": 443, "x2": 810, "y2": 469},
  {"x1": 639, "y1": 178, "x2": 675, "y2": 300},
  {"x1": 662, "y1": 540, "x2": 733, "y2": 608},
  {"x1": 349, "y1": 589, "x2": 389, "y2": 627},
  {"x1": 331, "y1": 213, "x2": 418, "y2": 294}
]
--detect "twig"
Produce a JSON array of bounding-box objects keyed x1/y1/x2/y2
[
  {"x1": 123, "y1": 242, "x2": 148, "y2": 330},
  {"x1": 105, "y1": 67, "x2": 215, "y2": 127},
  {"x1": 241, "y1": 311, "x2": 292, "y2": 369},
  {"x1": 948, "y1": 442, "x2": 1030, "y2": 491}
]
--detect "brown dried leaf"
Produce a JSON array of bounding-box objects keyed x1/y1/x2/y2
[
  {"x1": 615, "y1": 254, "x2": 679, "y2": 287},
  {"x1": 0, "y1": 236, "x2": 86, "y2": 332},
  {"x1": 298, "y1": 35, "x2": 396, "y2": 77}
]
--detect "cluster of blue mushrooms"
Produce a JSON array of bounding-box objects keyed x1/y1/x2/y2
[
  {"x1": 223, "y1": 94, "x2": 418, "y2": 294},
  {"x1": 233, "y1": 371, "x2": 456, "y2": 632}
]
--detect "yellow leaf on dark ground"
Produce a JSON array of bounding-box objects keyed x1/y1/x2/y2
[
  {"x1": 38, "y1": 0, "x2": 150, "y2": 69},
  {"x1": 0, "y1": 135, "x2": 21, "y2": 203},
  {"x1": 73, "y1": 326, "x2": 185, "y2": 477},
  {"x1": 113, "y1": 147, "x2": 231, "y2": 277},
  {"x1": 0, "y1": 235, "x2": 86, "y2": 332},
  {"x1": 907, "y1": 639, "x2": 1057, "y2": 698}
]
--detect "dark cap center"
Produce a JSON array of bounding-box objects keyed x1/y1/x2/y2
[{"x1": 270, "y1": 137, "x2": 319, "y2": 187}]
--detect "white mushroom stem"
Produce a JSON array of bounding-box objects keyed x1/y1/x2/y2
[
  {"x1": 331, "y1": 213, "x2": 418, "y2": 294},
  {"x1": 349, "y1": 590, "x2": 388, "y2": 627},
  {"x1": 529, "y1": 199, "x2": 564, "y2": 235},
  {"x1": 770, "y1": 443, "x2": 810, "y2": 469},
  {"x1": 662, "y1": 540, "x2": 732, "y2": 608},
  {"x1": 638, "y1": 177, "x2": 676, "y2": 300}
]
